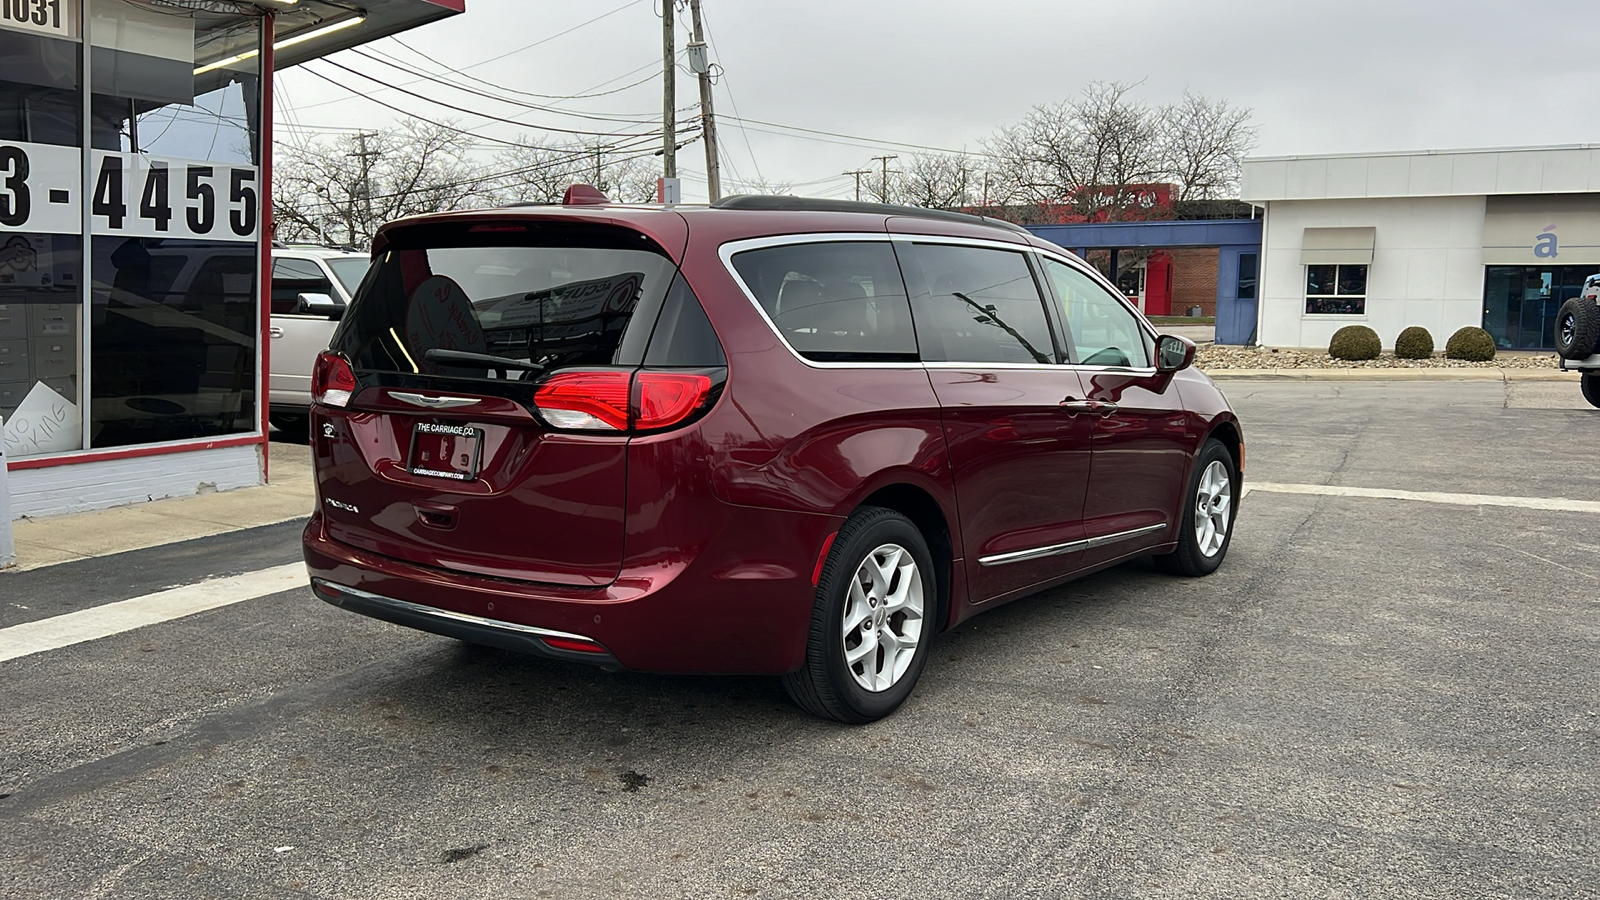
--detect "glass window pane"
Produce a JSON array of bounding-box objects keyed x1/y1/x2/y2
[
  {"x1": 909, "y1": 243, "x2": 1054, "y2": 364},
  {"x1": 0, "y1": 233, "x2": 83, "y2": 457},
  {"x1": 1043, "y1": 257, "x2": 1151, "y2": 368},
  {"x1": 1305, "y1": 295, "x2": 1366, "y2": 315},
  {"x1": 1237, "y1": 253, "x2": 1258, "y2": 300},
  {"x1": 326, "y1": 258, "x2": 369, "y2": 297},
  {"x1": 1306, "y1": 264, "x2": 1336, "y2": 296},
  {"x1": 730, "y1": 241, "x2": 917, "y2": 362},
  {"x1": 89, "y1": 236, "x2": 256, "y2": 448},
  {"x1": 1337, "y1": 264, "x2": 1367, "y2": 296},
  {"x1": 333, "y1": 232, "x2": 678, "y2": 386},
  {"x1": 89, "y1": 8, "x2": 260, "y2": 164}
]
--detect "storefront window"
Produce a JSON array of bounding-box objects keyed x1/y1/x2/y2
[
  {"x1": 1305, "y1": 263, "x2": 1367, "y2": 315},
  {"x1": 87, "y1": 3, "x2": 260, "y2": 449},
  {"x1": 1482, "y1": 265, "x2": 1595, "y2": 350},
  {"x1": 2, "y1": 0, "x2": 264, "y2": 458},
  {"x1": 0, "y1": 3, "x2": 84, "y2": 457}
]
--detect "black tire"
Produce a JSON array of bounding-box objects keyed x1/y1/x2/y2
[
  {"x1": 781, "y1": 507, "x2": 937, "y2": 724},
  {"x1": 1583, "y1": 373, "x2": 1600, "y2": 410},
  {"x1": 269, "y1": 412, "x2": 310, "y2": 438},
  {"x1": 1154, "y1": 438, "x2": 1237, "y2": 577},
  {"x1": 1555, "y1": 298, "x2": 1600, "y2": 360}
]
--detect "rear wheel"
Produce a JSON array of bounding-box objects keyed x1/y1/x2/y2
[
  {"x1": 269, "y1": 412, "x2": 310, "y2": 438},
  {"x1": 1583, "y1": 373, "x2": 1600, "y2": 409},
  {"x1": 1555, "y1": 298, "x2": 1600, "y2": 360},
  {"x1": 1154, "y1": 438, "x2": 1237, "y2": 577},
  {"x1": 782, "y1": 507, "x2": 935, "y2": 724}
]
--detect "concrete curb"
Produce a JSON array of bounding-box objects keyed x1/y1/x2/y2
[{"x1": 1204, "y1": 368, "x2": 1575, "y2": 382}]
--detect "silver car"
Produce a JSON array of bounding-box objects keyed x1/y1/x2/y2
[{"x1": 268, "y1": 247, "x2": 369, "y2": 434}]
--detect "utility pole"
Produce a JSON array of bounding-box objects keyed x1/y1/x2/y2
[
  {"x1": 686, "y1": 0, "x2": 719, "y2": 202},
  {"x1": 843, "y1": 169, "x2": 870, "y2": 202},
  {"x1": 346, "y1": 131, "x2": 381, "y2": 245},
  {"x1": 871, "y1": 153, "x2": 898, "y2": 203},
  {"x1": 661, "y1": 1, "x2": 676, "y2": 181}
]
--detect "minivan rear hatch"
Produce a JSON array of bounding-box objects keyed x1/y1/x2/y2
[{"x1": 315, "y1": 216, "x2": 718, "y2": 586}]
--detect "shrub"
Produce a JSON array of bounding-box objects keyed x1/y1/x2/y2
[
  {"x1": 1328, "y1": 325, "x2": 1381, "y2": 361},
  {"x1": 1393, "y1": 326, "x2": 1435, "y2": 359},
  {"x1": 1445, "y1": 326, "x2": 1496, "y2": 361}
]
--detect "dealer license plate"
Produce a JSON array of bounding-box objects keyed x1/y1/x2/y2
[{"x1": 407, "y1": 422, "x2": 483, "y2": 481}]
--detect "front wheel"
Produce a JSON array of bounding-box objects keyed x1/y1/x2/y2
[
  {"x1": 1154, "y1": 438, "x2": 1237, "y2": 577},
  {"x1": 782, "y1": 507, "x2": 936, "y2": 724},
  {"x1": 1582, "y1": 373, "x2": 1600, "y2": 409}
]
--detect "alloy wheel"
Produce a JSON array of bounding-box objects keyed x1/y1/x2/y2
[
  {"x1": 841, "y1": 543, "x2": 925, "y2": 692},
  {"x1": 1193, "y1": 460, "x2": 1232, "y2": 558}
]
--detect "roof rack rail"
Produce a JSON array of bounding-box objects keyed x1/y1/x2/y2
[{"x1": 709, "y1": 194, "x2": 1030, "y2": 235}]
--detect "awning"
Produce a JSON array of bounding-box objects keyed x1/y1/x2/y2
[
  {"x1": 268, "y1": 0, "x2": 464, "y2": 71},
  {"x1": 1482, "y1": 195, "x2": 1600, "y2": 266},
  {"x1": 1300, "y1": 227, "x2": 1375, "y2": 265}
]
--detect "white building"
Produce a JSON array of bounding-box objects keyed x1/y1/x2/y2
[{"x1": 1240, "y1": 145, "x2": 1600, "y2": 350}]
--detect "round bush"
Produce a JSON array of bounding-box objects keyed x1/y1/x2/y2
[
  {"x1": 1445, "y1": 326, "x2": 1496, "y2": 361},
  {"x1": 1328, "y1": 325, "x2": 1381, "y2": 361},
  {"x1": 1393, "y1": 326, "x2": 1435, "y2": 360}
]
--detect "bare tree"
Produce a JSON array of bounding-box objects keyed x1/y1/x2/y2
[
  {"x1": 273, "y1": 120, "x2": 490, "y2": 246},
  {"x1": 983, "y1": 81, "x2": 1253, "y2": 224},
  {"x1": 1159, "y1": 91, "x2": 1256, "y2": 201},
  {"x1": 879, "y1": 153, "x2": 977, "y2": 209}
]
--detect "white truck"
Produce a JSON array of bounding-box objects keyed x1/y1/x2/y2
[{"x1": 1556, "y1": 274, "x2": 1600, "y2": 408}]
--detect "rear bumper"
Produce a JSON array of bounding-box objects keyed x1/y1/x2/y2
[
  {"x1": 310, "y1": 579, "x2": 620, "y2": 667},
  {"x1": 302, "y1": 505, "x2": 840, "y2": 675}
]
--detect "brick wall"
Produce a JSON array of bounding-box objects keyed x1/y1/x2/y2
[{"x1": 1169, "y1": 248, "x2": 1219, "y2": 316}]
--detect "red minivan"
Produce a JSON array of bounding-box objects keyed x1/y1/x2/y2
[{"x1": 303, "y1": 192, "x2": 1243, "y2": 723}]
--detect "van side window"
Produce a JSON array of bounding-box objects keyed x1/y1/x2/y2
[
  {"x1": 1042, "y1": 258, "x2": 1153, "y2": 368},
  {"x1": 729, "y1": 241, "x2": 917, "y2": 362},
  {"x1": 906, "y1": 243, "x2": 1056, "y2": 365},
  {"x1": 271, "y1": 258, "x2": 334, "y2": 315}
]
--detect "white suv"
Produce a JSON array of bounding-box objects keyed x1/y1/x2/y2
[{"x1": 269, "y1": 247, "x2": 369, "y2": 433}]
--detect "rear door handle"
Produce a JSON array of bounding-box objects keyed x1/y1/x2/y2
[
  {"x1": 269, "y1": 325, "x2": 284, "y2": 338},
  {"x1": 1060, "y1": 398, "x2": 1119, "y2": 415}
]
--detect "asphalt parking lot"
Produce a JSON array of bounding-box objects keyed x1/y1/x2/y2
[{"x1": 2, "y1": 379, "x2": 1597, "y2": 899}]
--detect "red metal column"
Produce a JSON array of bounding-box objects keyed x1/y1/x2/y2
[{"x1": 259, "y1": 12, "x2": 275, "y2": 482}]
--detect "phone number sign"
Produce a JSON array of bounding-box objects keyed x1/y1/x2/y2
[{"x1": 0, "y1": 141, "x2": 259, "y2": 243}]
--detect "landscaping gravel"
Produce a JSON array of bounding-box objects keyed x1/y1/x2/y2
[{"x1": 1197, "y1": 346, "x2": 1559, "y2": 370}]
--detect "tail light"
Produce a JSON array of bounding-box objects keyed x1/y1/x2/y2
[
  {"x1": 635, "y1": 372, "x2": 713, "y2": 430},
  {"x1": 534, "y1": 371, "x2": 632, "y2": 430},
  {"x1": 533, "y1": 369, "x2": 714, "y2": 433},
  {"x1": 312, "y1": 351, "x2": 358, "y2": 408}
]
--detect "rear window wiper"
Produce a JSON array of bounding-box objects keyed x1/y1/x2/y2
[{"x1": 423, "y1": 349, "x2": 546, "y2": 373}]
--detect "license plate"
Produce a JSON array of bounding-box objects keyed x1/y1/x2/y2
[{"x1": 407, "y1": 422, "x2": 483, "y2": 481}]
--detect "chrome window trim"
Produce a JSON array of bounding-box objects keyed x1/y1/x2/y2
[
  {"x1": 978, "y1": 522, "x2": 1167, "y2": 567},
  {"x1": 715, "y1": 232, "x2": 1166, "y2": 376}
]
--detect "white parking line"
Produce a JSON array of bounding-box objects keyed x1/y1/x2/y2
[
  {"x1": 0, "y1": 563, "x2": 307, "y2": 664},
  {"x1": 1247, "y1": 482, "x2": 1600, "y2": 515}
]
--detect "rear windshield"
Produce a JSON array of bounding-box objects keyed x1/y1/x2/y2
[{"x1": 331, "y1": 226, "x2": 677, "y2": 382}]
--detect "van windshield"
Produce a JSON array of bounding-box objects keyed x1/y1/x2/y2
[{"x1": 331, "y1": 230, "x2": 676, "y2": 381}]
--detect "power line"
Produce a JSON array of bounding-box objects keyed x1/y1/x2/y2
[
  {"x1": 313, "y1": 58, "x2": 667, "y2": 140},
  {"x1": 697, "y1": 7, "x2": 764, "y2": 183},
  {"x1": 721, "y1": 115, "x2": 998, "y2": 159},
  {"x1": 349, "y1": 48, "x2": 667, "y2": 124},
  {"x1": 295, "y1": 65, "x2": 694, "y2": 152}
]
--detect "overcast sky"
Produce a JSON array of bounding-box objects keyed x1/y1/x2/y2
[{"x1": 275, "y1": 0, "x2": 1600, "y2": 203}]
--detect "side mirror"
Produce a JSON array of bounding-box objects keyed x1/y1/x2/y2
[
  {"x1": 297, "y1": 292, "x2": 342, "y2": 319},
  {"x1": 1155, "y1": 334, "x2": 1196, "y2": 373}
]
